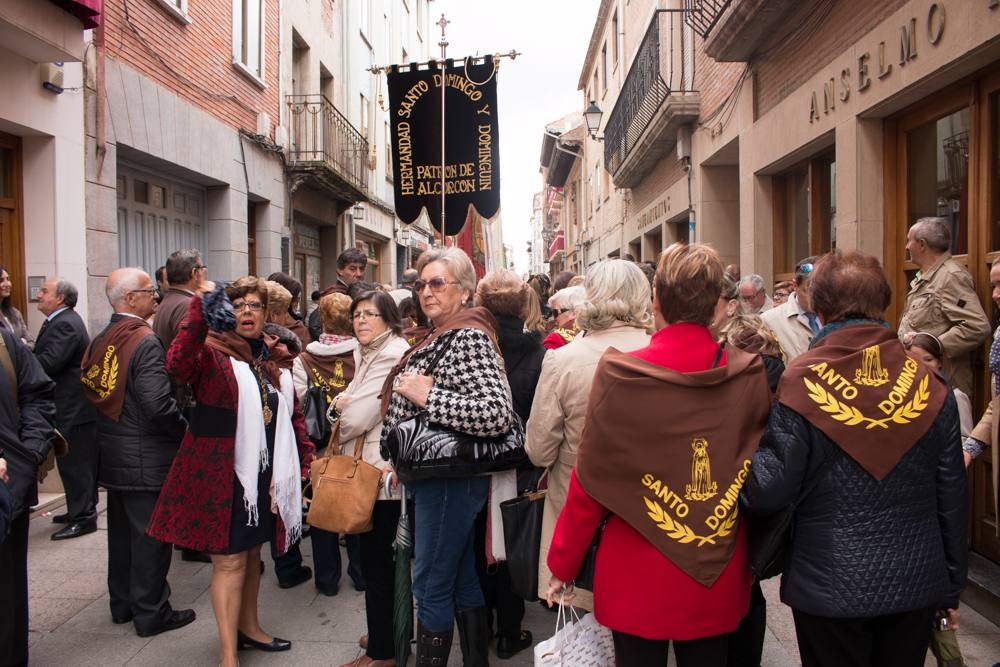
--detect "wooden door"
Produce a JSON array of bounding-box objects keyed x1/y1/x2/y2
[{"x1": 0, "y1": 132, "x2": 25, "y2": 315}]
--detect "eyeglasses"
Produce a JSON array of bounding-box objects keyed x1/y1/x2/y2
[
  {"x1": 232, "y1": 301, "x2": 264, "y2": 312},
  {"x1": 194, "y1": 265, "x2": 208, "y2": 272},
  {"x1": 129, "y1": 288, "x2": 157, "y2": 296},
  {"x1": 413, "y1": 278, "x2": 459, "y2": 293},
  {"x1": 351, "y1": 310, "x2": 382, "y2": 321}
]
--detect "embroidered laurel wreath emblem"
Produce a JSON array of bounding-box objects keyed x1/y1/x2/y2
[
  {"x1": 643, "y1": 497, "x2": 737, "y2": 547},
  {"x1": 802, "y1": 375, "x2": 930, "y2": 430}
]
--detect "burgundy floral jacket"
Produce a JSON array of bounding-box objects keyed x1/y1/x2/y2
[{"x1": 147, "y1": 296, "x2": 314, "y2": 554}]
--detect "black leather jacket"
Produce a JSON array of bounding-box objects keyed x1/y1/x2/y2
[
  {"x1": 742, "y1": 392, "x2": 967, "y2": 617},
  {"x1": 94, "y1": 318, "x2": 187, "y2": 491}
]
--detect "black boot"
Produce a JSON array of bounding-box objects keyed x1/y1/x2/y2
[
  {"x1": 416, "y1": 620, "x2": 454, "y2": 666},
  {"x1": 455, "y1": 607, "x2": 490, "y2": 666}
]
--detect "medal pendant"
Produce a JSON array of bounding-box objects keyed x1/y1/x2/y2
[{"x1": 262, "y1": 404, "x2": 273, "y2": 425}]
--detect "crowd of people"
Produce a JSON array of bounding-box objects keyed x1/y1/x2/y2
[{"x1": 0, "y1": 213, "x2": 996, "y2": 667}]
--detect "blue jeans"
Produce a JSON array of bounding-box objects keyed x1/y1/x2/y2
[{"x1": 411, "y1": 476, "x2": 489, "y2": 631}]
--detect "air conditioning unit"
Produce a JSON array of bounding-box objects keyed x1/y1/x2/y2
[
  {"x1": 274, "y1": 125, "x2": 288, "y2": 148},
  {"x1": 256, "y1": 112, "x2": 271, "y2": 137}
]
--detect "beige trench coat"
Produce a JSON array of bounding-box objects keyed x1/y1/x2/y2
[{"x1": 525, "y1": 323, "x2": 650, "y2": 606}]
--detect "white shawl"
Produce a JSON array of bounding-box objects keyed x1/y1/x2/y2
[{"x1": 231, "y1": 359, "x2": 302, "y2": 549}]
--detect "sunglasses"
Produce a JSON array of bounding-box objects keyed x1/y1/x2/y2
[
  {"x1": 552, "y1": 308, "x2": 573, "y2": 317},
  {"x1": 414, "y1": 277, "x2": 459, "y2": 293},
  {"x1": 796, "y1": 262, "x2": 815, "y2": 274}
]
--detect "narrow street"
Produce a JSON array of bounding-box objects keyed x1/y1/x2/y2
[{"x1": 23, "y1": 495, "x2": 1000, "y2": 666}]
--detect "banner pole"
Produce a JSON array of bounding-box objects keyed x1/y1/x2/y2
[{"x1": 437, "y1": 14, "x2": 449, "y2": 247}]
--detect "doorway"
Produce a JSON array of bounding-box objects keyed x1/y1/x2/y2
[{"x1": 0, "y1": 132, "x2": 25, "y2": 315}]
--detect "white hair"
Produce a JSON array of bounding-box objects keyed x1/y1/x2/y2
[
  {"x1": 548, "y1": 285, "x2": 586, "y2": 310},
  {"x1": 106, "y1": 268, "x2": 148, "y2": 307},
  {"x1": 739, "y1": 274, "x2": 766, "y2": 292},
  {"x1": 575, "y1": 260, "x2": 653, "y2": 332},
  {"x1": 417, "y1": 247, "x2": 477, "y2": 303}
]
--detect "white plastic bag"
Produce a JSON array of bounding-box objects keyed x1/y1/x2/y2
[{"x1": 534, "y1": 596, "x2": 615, "y2": 666}]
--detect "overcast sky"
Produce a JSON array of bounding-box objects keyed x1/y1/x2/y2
[{"x1": 433, "y1": 0, "x2": 600, "y2": 273}]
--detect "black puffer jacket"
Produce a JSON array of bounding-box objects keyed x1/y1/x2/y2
[
  {"x1": 742, "y1": 392, "x2": 967, "y2": 617},
  {"x1": 95, "y1": 317, "x2": 187, "y2": 491},
  {"x1": 495, "y1": 315, "x2": 545, "y2": 424}
]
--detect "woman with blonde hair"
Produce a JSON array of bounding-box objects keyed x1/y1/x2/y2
[
  {"x1": 523, "y1": 289, "x2": 546, "y2": 342},
  {"x1": 546, "y1": 244, "x2": 771, "y2": 666},
  {"x1": 527, "y1": 259, "x2": 651, "y2": 609}
]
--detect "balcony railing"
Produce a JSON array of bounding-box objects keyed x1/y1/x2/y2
[
  {"x1": 286, "y1": 94, "x2": 369, "y2": 197},
  {"x1": 604, "y1": 14, "x2": 673, "y2": 176},
  {"x1": 682, "y1": 0, "x2": 732, "y2": 38}
]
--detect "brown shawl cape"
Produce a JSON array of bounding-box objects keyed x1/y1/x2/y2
[
  {"x1": 80, "y1": 316, "x2": 155, "y2": 421},
  {"x1": 777, "y1": 323, "x2": 947, "y2": 480},
  {"x1": 205, "y1": 330, "x2": 284, "y2": 385},
  {"x1": 299, "y1": 349, "x2": 355, "y2": 396},
  {"x1": 575, "y1": 346, "x2": 771, "y2": 587},
  {"x1": 379, "y1": 306, "x2": 499, "y2": 417}
]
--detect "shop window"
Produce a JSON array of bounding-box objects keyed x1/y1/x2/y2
[
  {"x1": 907, "y1": 107, "x2": 969, "y2": 255},
  {"x1": 772, "y1": 152, "x2": 836, "y2": 277}
]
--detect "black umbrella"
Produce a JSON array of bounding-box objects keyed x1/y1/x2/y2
[{"x1": 392, "y1": 481, "x2": 413, "y2": 666}]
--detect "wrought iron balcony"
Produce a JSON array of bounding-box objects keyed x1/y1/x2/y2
[
  {"x1": 682, "y1": 0, "x2": 731, "y2": 38},
  {"x1": 286, "y1": 94, "x2": 369, "y2": 201},
  {"x1": 603, "y1": 11, "x2": 700, "y2": 188}
]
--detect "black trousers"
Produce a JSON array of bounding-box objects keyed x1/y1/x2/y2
[
  {"x1": 473, "y1": 504, "x2": 525, "y2": 638},
  {"x1": 360, "y1": 499, "x2": 402, "y2": 660},
  {"x1": 271, "y1": 529, "x2": 363, "y2": 590},
  {"x1": 792, "y1": 606, "x2": 935, "y2": 667},
  {"x1": 612, "y1": 630, "x2": 729, "y2": 667},
  {"x1": 56, "y1": 422, "x2": 99, "y2": 522},
  {"x1": 106, "y1": 490, "x2": 173, "y2": 632},
  {"x1": 0, "y1": 511, "x2": 29, "y2": 667},
  {"x1": 727, "y1": 580, "x2": 766, "y2": 667}
]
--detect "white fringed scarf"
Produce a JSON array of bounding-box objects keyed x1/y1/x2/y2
[{"x1": 231, "y1": 360, "x2": 302, "y2": 548}]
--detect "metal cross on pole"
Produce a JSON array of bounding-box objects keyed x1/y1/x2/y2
[{"x1": 437, "y1": 14, "x2": 449, "y2": 247}]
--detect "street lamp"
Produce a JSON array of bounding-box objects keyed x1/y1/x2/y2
[
  {"x1": 399, "y1": 225, "x2": 411, "y2": 244},
  {"x1": 352, "y1": 202, "x2": 364, "y2": 220},
  {"x1": 584, "y1": 100, "x2": 604, "y2": 141}
]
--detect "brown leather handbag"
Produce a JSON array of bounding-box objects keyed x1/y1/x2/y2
[{"x1": 305, "y1": 424, "x2": 382, "y2": 534}]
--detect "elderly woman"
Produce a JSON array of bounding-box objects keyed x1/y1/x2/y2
[
  {"x1": 472, "y1": 270, "x2": 546, "y2": 659},
  {"x1": 382, "y1": 247, "x2": 516, "y2": 665},
  {"x1": 289, "y1": 291, "x2": 365, "y2": 596},
  {"x1": 527, "y1": 260, "x2": 652, "y2": 610},
  {"x1": 743, "y1": 251, "x2": 967, "y2": 667},
  {"x1": 268, "y1": 271, "x2": 312, "y2": 345},
  {"x1": 0, "y1": 265, "x2": 33, "y2": 347},
  {"x1": 545, "y1": 244, "x2": 772, "y2": 667},
  {"x1": 543, "y1": 285, "x2": 586, "y2": 350},
  {"x1": 329, "y1": 290, "x2": 409, "y2": 667},
  {"x1": 711, "y1": 275, "x2": 741, "y2": 339},
  {"x1": 148, "y1": 277, "x2": 315, "y2": 667}
]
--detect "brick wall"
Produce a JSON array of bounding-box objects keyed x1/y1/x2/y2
[
  {"x1": 103, "y1": 0, "x2": 280, "y2": 136},
  {"x1": 694, "y1": 36, "x2": 748, "y2": 122},
  {"x1": 753, "y1": 0, "x2": 908, "y2": 117}
]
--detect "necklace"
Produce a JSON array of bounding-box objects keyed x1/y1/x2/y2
[{"x1": 252, "y1": 360, "x2": 273, "y2": 425}]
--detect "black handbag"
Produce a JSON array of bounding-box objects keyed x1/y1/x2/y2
[
  {"x1": 382, "y1": 332, "x2": 528, "y2": 483},
  {"x1": 573, "y1": 515, "x2": 608, "y2": 591},
  {"x1": 301, "y1": 383, "x2": 331, "y2": 447},
  {"x1": 500, "y1": 489, "x2": 546, "y2": 601},
  {"x1": 747, "y1": 448, "x2": 830, "y2": 579}
]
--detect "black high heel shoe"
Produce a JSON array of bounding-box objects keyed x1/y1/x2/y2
[{"x1": 236, "y1": 631, "x2": 291, "y2": 652}]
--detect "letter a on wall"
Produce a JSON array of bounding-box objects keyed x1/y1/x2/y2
[{"x1": 387, "y1": 59, "x2": 501, "y2": 236}]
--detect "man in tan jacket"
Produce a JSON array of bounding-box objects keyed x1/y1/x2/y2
[
  {"x1": 761, "y1": 257, "x2": 819, "y2": 362},
  {"x1": 898, "y1": 217, "x2": 990, "y2": 396}
]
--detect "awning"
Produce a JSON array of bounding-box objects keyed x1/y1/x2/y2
[
  {"x1": 545, "y1": 143, "x2": 580, "y2": 188},
  {"x1": 548, "y1": 230, "x2": 565, "y2": 261},
  {"x1": 49, "y1": 0, "x2": 102, "y2": 28}
]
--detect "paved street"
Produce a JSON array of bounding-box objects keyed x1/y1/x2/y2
[{"x1": 22, "y1": 494, "x2": 1000, "y2": 666}]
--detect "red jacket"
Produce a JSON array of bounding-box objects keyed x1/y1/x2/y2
[
  {"x1": 147, "y1": 296, "x2": 314, "y2": 554},
  {"x1": 546, "y1": 323, "x2": 753, "y2": 640}
]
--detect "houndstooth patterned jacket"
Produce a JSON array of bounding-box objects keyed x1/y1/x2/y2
[{"x1": 383, "y1": 327, "x2": 514, "y2": 439}]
